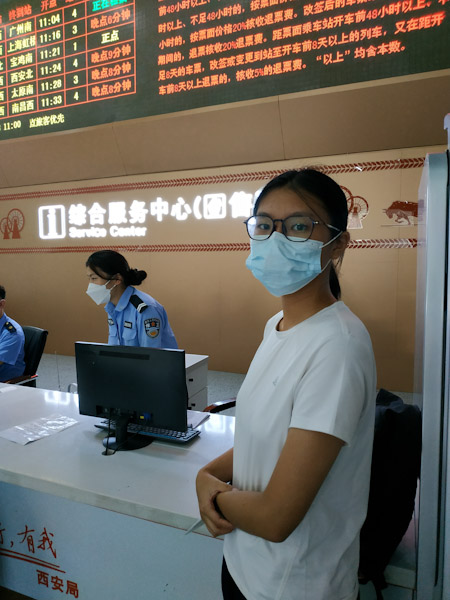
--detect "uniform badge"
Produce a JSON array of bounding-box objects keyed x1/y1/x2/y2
[
  {"x1": 124, "y1": 321, "x2": 132, "y2": 329},
  {"x1": 144, "y1": 318, "x2": 160, "y2": 338},
  {"x1": 4, "y1": 321, "x2": 16, "y2": 333}
]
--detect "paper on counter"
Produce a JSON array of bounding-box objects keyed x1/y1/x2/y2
[
  {"x1": 187, "y1": 410, "x2": 210, "y2": 429},
  {"x1": 0, "y1": 386, "x2": 18, "y2": 394},
  {"x1": 184, "y1": 517, "x2": 204, "y2": 535},
  {"x1": 0, "y1": 413, "x2": 78, "y2": 445}
]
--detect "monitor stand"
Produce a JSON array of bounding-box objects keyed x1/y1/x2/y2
[{"x1": 102, "y1": 416, "x2": 153, "y2": 452}]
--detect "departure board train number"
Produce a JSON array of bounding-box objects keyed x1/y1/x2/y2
[
  {"x1": 65, "y1": 73, "x2": 86, "y2": 88},
  {"x1": 69, "y1": 90, "x2": 86, "y2": 103},
  {"x1": 70, "y1": 24, "x2": 83, "y2": 36},
  {"x1": 68, "y1": 7, "x2": 85, "y2": 20},
  {"x1": 67, "y1": 57, "x2": 86, "y2": 70},
  {"x1": 64, "y1": 39, "x2": 87, "y2": 56}
]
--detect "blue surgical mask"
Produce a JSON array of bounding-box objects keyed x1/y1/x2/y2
[{"x1": 245, "y1": 231, "x2": 337, "y2": 297}]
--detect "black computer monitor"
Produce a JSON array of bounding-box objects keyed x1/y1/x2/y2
[{"x1": 75, "y1": 342, "x2": 188, "y2": 452}]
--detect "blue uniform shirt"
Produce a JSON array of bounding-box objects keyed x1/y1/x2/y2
[
  {"x1": 104, "y1": 286, "x2": 178, "y2": 349},
  {"x1": 0, "y1": 313, "x2": 25, "y2": 382}
]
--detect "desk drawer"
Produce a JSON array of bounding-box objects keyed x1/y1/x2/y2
[
  {"x1": 186, "y1": 363, "x2": 208, "y2": 398},
  {"x1": 187, "y1": 388, "x2": 208, "y2": 411}
]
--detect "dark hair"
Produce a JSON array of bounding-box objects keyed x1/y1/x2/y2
[
  {"x1": 0, "y1": 285, "x2": 5, "y2": 300},
  {"x1": 254, "y1": 169, "x2": 348, "y2": 299},
  {"x1": 86, "y1": 250, "x2": 147, "y2": 287}
]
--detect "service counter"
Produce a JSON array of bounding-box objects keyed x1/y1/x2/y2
[
  {"x1": 0, "y1": 383, "x2": 417, "y2": 600},
  {"x1": 0, "y1": 383, "x2": 232, "y2": 599}
]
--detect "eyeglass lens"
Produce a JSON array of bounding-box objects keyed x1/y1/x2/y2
[{"x1": 246, "y1": 215, "x2": 314, "y2": 241}]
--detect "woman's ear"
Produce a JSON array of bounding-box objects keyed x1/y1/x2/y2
[
  {"x1": 332, "y1": 231, "x2": 350, "y2": 261},
  {"x1": 107, "y1": 274, "x2": 124, "y2": 288}
]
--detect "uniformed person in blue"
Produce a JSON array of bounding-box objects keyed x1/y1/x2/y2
[
  {"x1": 85, "y1": 250, "x2": 178, "y2": 349},
  {"x1": 0, "y1": 285, "x2": 25, "y2": 382}
]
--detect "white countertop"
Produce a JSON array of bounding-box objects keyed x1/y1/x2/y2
[
  {"x1": 0, "y1": 383, "x2": 416, "y2": 591},
  {"x1": 0, "y1": 383, "x2": 234, "y2": 534}
]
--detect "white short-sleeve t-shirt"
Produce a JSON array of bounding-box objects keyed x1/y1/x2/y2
[{"x1": 223, "y1": 302, "x2": 377, "y2": 600}]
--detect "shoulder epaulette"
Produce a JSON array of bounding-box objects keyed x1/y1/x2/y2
[
  {"x1": 4, "y1": 321, "x2": 16, "y2": 333},
  {"x1": 130, "y1": 294, "x2": 148, "y2": 314}
]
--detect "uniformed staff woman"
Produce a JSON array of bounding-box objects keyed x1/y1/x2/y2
[
  {"x1": 85, "y1": 250, "x2": 178, "y2": 349},
  {"x1": 196, "y1": 169, "x2": 376, "y2": 600}
]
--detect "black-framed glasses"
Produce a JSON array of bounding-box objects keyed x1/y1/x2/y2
[{"x1": 244, "y1": 215, "x2": 341, "y2": 242}]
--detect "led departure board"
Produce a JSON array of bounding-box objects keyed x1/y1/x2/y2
[{"x1": 0, "y1": 0, "x2": 447, "y2": 140}]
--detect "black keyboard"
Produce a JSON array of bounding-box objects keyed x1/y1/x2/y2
[{"x1": 96, "y1": 419, "x2": 200, "y2": 444}]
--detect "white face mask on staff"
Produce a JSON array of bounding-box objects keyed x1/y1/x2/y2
[{"x1": 86, "y1": 281, "x2": 117, "y2": 305}]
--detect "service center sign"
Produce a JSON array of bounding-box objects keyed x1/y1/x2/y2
[{"x1": 37, "y1": 191, "x2": 258, "y2": 240}]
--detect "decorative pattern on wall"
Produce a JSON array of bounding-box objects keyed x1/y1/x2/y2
[
  {"x1": 383, "y1": 201, "x2": 418, "y2": 226},
  {"x1": 0, "y1": 157, "x2": 424, "y2": 253},
  {"x1": 0, "y1": 157, "x2": 425, "y2": 203},
  {"x1": 0, "y1": 239, "x2": 418, "y2": 254},
  {"x1": 349, "y1": 238, "x2": 417, "y2": 249},
  {"x1": 342, "y1": 185, "x2": 369, "y2": 230},
  {"x1": 320, "y1": 158, "x2": 424, "y2": 174},
  {"x1": 0, "y1": 209, "x2": 25, "y2": 239}
]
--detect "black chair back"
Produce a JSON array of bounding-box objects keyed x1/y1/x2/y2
[{"x1": 22, "y1": 326, "x2": 48, "y2": 377}]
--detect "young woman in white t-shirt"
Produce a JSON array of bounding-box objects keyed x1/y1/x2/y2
[{"x1": 196, "y1": 169, "x2": 377, "y2": 600}]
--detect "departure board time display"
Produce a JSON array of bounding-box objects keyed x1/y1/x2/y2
[{"x1": 0, "y1": 0, "x2": 447, "y2": 140}]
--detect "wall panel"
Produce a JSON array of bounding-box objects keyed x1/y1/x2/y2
[{"x1": 0, "y1": 145, "x2": 444, "y2": 391}]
